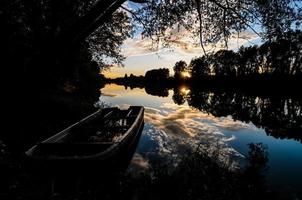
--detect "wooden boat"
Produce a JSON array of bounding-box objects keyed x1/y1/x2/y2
[{"x1": 25, "y1": 106, "x2": 144, "y2": 171}]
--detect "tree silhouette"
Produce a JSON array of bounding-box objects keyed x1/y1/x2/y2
[
  {"x1": 1, "y1": 0, "x2": 135, "y2": 89},
  {"x1": 2, "y1": 0, "x2": 301, "y2": 90},
  {"x1": 238, "y1": 46, "x2": 260, "y2": 76},
  {"x1": 145, "y1": 68, "x2": 170, "y2": 82},
  {"x1": 212, "y1": 50, "x2": 238, "y2": 77},
  {"x1": 132, "y1": 0, "x2": 301, "y2": 51},
  {"x1": 180, "y1": 31, "x2": 302, "y2": 79},
  {"x1": 189, "y1": 56, "x2": 211, "y2": 78},
  {"x1": 173, "y1": 61, "x2": 188, "y2": 80}
]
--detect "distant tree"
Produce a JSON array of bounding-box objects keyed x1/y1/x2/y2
[
  {"x1": 181, "y1": 31, "x2": 302, "y2": 79},
  {"x1": 145, "y1": 68, "x2": 170, "y2": 82},
  {"x1": 212, "y1": 50, "x2": 238, "y2": 77},
  {"x1": 173, "y1": 61, "x2": 188, "y2": 80},
  {"x1": 189, "y1": 56, "x2": 211, "y2": 78},
  {"x1": 238, "y1": 46, "x2": 260, "y2": 76}
]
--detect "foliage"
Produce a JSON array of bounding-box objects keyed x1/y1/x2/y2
[
  {"x1": 130, "y1": 0, "x2": 302, "y2": 50},
  {"x1": 87, "y1": 10, "x2": 133, "y2": 67},
  {"x1": 1, "y1": 0, "x2": 133, "y2": 87},
  {"x1": 145, "y1": 68, "x2": 170, "y2": 81},
  {"x1": 2, "y1": 0, "x2": 302, "y2": 87},
  {"x1": 173, "y1": 60, "x2": 188, "y2": 79},
  {"x1": 190, "y1": 56, "x2": 212, "y2": 78},
  {"x1": 212, "y1": 49, "x2": 239, "y2": 77},
  {"x1": 185, "y1": 31, "x2": 302, "y2": 77}
]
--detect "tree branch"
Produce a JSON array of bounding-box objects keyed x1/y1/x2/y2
[
  {"x1": 121, "y1": 6, "x2": 147, "y2": 31},
  {"x1": 194, "y1": 0, "x2": 208, "y2": 56},
  {"x1": 209, "y1": 0, "x2": 261, "y2": 38}
]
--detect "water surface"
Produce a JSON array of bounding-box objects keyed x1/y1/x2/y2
[{"x1": 99, "y1": 84, "x2": 302, "y2": 193}]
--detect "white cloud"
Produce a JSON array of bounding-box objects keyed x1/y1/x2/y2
[{"x1": 122, "y1": 30, "x2": 260, "y2": 58}]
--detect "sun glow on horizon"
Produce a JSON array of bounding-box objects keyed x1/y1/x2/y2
[{"x1": 181, "y1": 71, "x2": 191, "y2": 78}]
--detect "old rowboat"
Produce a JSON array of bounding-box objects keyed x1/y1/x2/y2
[{"x1": 25, "y1": 106, "x2": 144, "y2": 171}]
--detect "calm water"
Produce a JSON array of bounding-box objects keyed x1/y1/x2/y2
[{"x1": 99, "y1": 84, "x2": 302, "y2": 193}]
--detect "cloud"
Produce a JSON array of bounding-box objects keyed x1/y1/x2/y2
[
  {"x1": 121, "y1": 37, "x2": 156, "y2": 57},
  {"x1": 122, "y1": 30, "x2": 260, "y2": 58}
]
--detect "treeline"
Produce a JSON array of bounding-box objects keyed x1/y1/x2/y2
[
  {"x1": 106, "y1": 68, "x2": 174, "y2": 90},
  {"x1": 108, "y1": 31, "x2": 302, "y2": 87},
  {"x1": 187, "y1": 31, "x2": 302, "y2": 79}
]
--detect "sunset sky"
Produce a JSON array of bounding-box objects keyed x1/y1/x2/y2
[
  {"x1": 102, "y1": 30, "x2": 261, "y2": 78},
  {"x1": 101, "y1": 1, "x2": 265, "y2": 79}
]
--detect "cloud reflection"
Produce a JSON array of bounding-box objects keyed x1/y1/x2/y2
[
  {"x1": 100, "y1": 92, "x2": 118, "y2": 97},
  {"x1": 106, "y1": 102, "x2": 253, "y2": 172},
  {"x1": 127, "y1": 153, "x2": 152, "y2": 176},
  {"x1": 141, "y1": 104, "x2": 252, "y2": 168}
]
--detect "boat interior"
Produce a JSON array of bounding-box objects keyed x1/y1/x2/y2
[{"x1": 33, "y1": 107, "x2": 142, "y2": 157}]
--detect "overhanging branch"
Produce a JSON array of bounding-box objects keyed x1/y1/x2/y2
[{"x1": 194, "y1": 0, "x2": 208, "y2": 56}]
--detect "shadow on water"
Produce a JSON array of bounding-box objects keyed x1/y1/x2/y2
[{"x1": 0, "y1": 137, "x2": 284, "y2": 200}]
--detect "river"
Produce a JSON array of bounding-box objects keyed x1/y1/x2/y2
[{"x1": 99, "y1": 83, "x2": 302, "y2": 195}]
